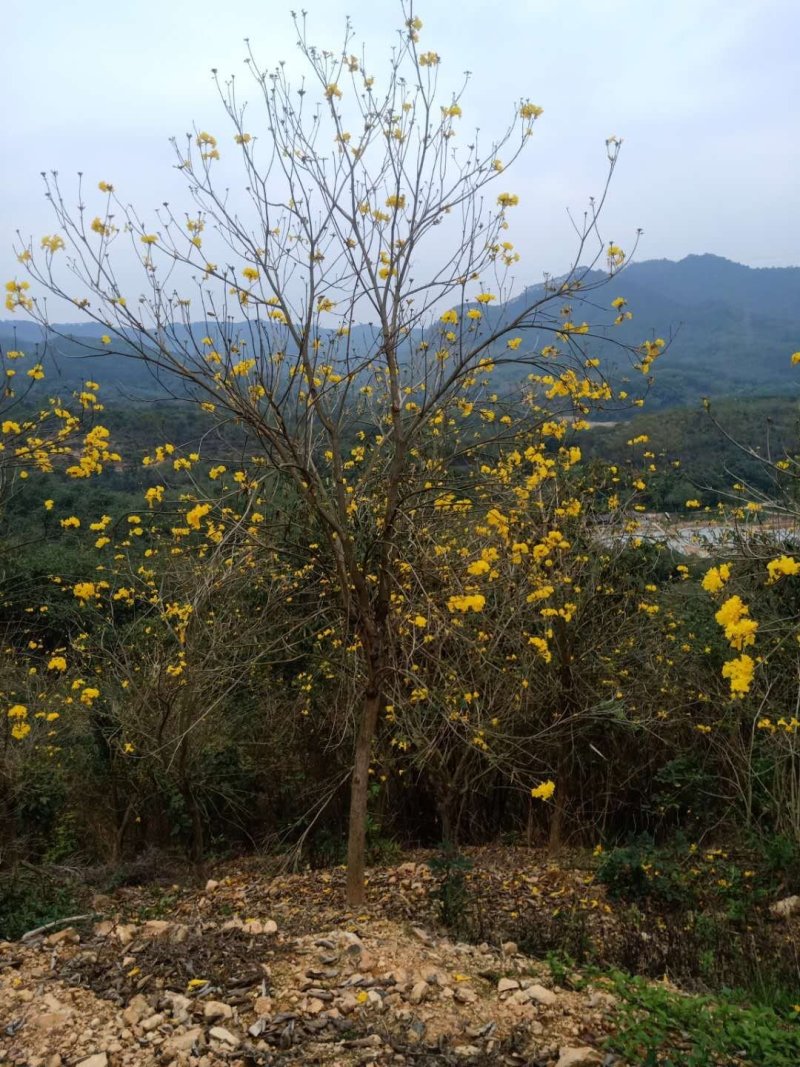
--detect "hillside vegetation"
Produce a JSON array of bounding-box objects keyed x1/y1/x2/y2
[{"x1": 3, "y1": 253, "x2": 800, "y2": 410}]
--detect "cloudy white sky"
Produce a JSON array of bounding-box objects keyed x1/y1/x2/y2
[{"x1": 5, "y1": 0, "x2": 799, "y2": 304}]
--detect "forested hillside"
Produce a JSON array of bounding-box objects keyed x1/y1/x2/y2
[{"x1": 3, "y1": 253, "x2": 799, "y2": 410}]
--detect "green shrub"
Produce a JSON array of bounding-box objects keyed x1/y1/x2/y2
[
  {"x1": 428, "y1": 850, "x2": 473, "y2": 932},
  {"x1": 0, "y1": 867, "x2": 84, "y2": 941},
  {"x1": 597, "y1": 838, "x2": 692, "y2": 908},
  {"x1": 604, "y1": 970, "x2": 800, "y2": 1067}
]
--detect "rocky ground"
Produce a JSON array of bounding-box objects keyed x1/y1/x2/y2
[
  {"x1": 6, "y1": 846, "x2": 791, "y2": 1067},
  {"x1": 0, "y1": 852, "x2": 628, "y2": 1066},
  {"x1": 0, "y1": 911, "x2": 616, "y2": 1066}
]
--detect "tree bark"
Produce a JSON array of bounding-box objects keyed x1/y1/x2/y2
[
  {"x1": 548, "y1": 793, "x2": 564, "y2": 857},
  {"x1": 346, "y1": 687, "x2": 382, "y2": 905}
]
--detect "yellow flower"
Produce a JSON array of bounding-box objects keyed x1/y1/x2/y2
[
  {"x1": 186, "y1": 503, "x2": 211, "y2": 530},
  {"x1": 47, "y1": 656, "x2": 67, "y2": 672},
  {"x1": 412, "y1": 615, "x2": 427, "y2": 628},
  {"x1": 715, "y1": 595, "x2": 758, "y2": 650},
  {"x1": 41, "y1": 235, "x2": 65, "y2": 254},
  {"x1": 145, "y1": 485, "x2": 165, "y2": 508},
  {"x1": 721, "y1": 654, "x2": 754, "y2": 698},
  {"x1": 447, "y1": 593, "x2": 485, "y2": 613},
  {"x1": 528, "y1": 637, "x2": 551, "y2": 662},
  {"x1": 44, "y1": 499, "x2": 55, "y2": 510},
  {"x1": 467, "y1": 560, "x2": 490, "y2": 576},
  {"x1": 531, "y1": 780, "x2": 555, "y2": 800},
  {"x1": 701, "y1": 564, "x2": 730, "y2": 593},
  {"x1": 791, "y1": 352, "x2": 800, "y2": 365},
  {"x1": 4, "y1": 279, "x2": 33, "y2": 312},
  {"x1": 497, "y1": 193, "x2": 519, "y2": 209},
  {"x1": 72, "y1": 581, "x2": 96, "y2": 601},
  {"x1": 98, "y1": 181, "x2": 114, "y2": 193},
  {"x1": 607, "y1": 243, "x2": 626, "y2": 267},
  {"x1": 519, "y1": 102, "x2": 543, "y2": 120},
  {"x1": 766, "y1": 555, "x2": 800, "y2": 583},
  {"x1": 232, "y1": 358, "x2": 256, "y2": 377},
  {"x1": 60, "y1": 516, "x2": 81, "y2": 529}
]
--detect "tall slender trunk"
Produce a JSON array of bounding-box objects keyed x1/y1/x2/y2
[
  {"x1": 437, "y1": 797, "x2": 455, "y2": 855},
  {"x1": 548, "y1": 756, "x2": 569, "y2": 858},
  {"x1": 346, "y1": 687, "x2": 382, "y2": 905},
  {"x1": 189, "y1": 792, "x2": 204, "y2": 863},
  {"x1": 548, "y1": 787, "x2": 565, "y2": 857}
]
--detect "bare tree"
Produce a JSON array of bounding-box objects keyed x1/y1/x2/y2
[{"x1": 12, "y1": 4, "x2": 643, "y2": 902}]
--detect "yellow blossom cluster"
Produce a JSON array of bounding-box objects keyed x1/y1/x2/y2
[{"x1": 766, "y1": 555, "x2": 800, "y2": 583}]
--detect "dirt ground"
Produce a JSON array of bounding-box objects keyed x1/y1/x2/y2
[{"x1": 0, "y1": 851, "x2": 624, "y2": 1066}]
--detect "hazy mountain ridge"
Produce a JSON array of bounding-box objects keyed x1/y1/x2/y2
[{"x1": 1, "y1": 254, "x2": 798, "y2": 409}]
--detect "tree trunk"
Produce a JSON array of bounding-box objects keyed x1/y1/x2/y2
[
  {"x1": 548, "y1": 795, "x2": 563, "y2": 857},
  {"x1": 437, "y1": 797, "x2": 455, "y2": 855},
  {"x1": 346, "y1": 688, "x2": 382, "y2": 905},
  {"x1": 189, "y1": 793, "x2": 204, "y2": 863},
  {"x1": 548, "y1": 776, "x2": 567, "y2": 858}
]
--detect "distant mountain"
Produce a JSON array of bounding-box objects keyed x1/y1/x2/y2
[
  {"x1": 592, "y1": 254, "x2": 800, "y2": 408},
  {"x1": 1, "y1": 254, "x2": 798, "y2": 410},
  {"x1": 497, "y1": 254, "x2": 800, "y2": 409}
]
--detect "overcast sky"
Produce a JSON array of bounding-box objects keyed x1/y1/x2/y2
[{"x1": 5, "y1": 0, "x2": 799, "y2": 310}]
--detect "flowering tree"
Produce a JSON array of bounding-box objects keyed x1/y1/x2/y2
[{"x1": 9, "y1": 6, "x2": 652, "y2": 902}]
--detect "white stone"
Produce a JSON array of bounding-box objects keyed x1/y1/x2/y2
[
  {"x1": 555, "y1": 1047, "x2": 602, "y2": 1067},
  {"x1": 165, "y1": 1027, "x2": 203, "y2": 1053},
  {"x1": 338, "y1": 993, "x2": 358, "y2": 1014},
  {"x1": 116, "y1": 924, "x2": 137, "y2": 945},
  {"x1": 771, "y1": 895, "x2": 800, "y2": 919},
  {"x1": 122, "y1": 994, "x2": 150, "y2": 1026},
  {"x1": 525, "y1": 984, "x2": 558, "y2": 1006},
  {"x1": 209, "y1": 1026, "x2": 239, "y2": 1047},
  {"x1": 142, "y1": 919, "x2": 171, "y2": 938},
  {"x1": 140, "y1": 1012, "x2": 165, "y2": 1032},
  {"x1": 408, "y1": 980, "x2": 429, "y2": 1004},
  {"x1": 203, "y1": 1000, "x2": 232, "y2": 1021}
]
